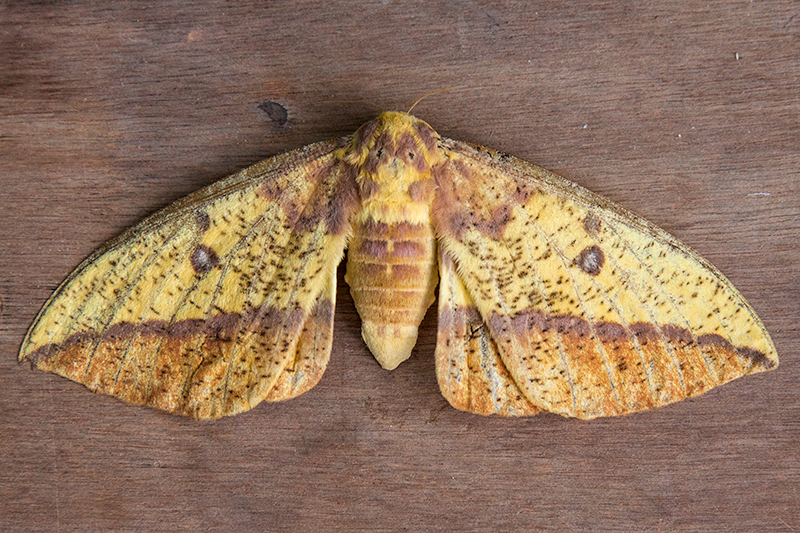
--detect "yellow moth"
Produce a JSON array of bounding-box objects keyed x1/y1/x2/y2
[{"x1": 20, "y1": 111, "x2": 778, "y2": 419}]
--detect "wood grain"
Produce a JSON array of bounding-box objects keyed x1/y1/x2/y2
[{"x1": 1, "y1": 1, "x2": 798, "y2": 531}]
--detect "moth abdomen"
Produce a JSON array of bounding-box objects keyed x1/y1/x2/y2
[{"x1": 345, "y1": 218, "x2": 438, "y2": 370}]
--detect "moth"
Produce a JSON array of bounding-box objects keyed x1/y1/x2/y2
[{"x1": 20, "y1": 111, "x2": 778, "y2": 420}]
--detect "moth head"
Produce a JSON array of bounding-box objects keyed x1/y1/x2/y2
[{"x1": 346, "y1": 112, "x2": 442, "y2": 186}]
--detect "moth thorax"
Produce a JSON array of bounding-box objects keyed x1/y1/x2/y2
[{"x1": 345, "y1": 216, "x2": 438, "y2": 370}]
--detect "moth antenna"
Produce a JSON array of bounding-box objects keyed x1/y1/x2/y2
[{"x1": 407, "y1": 86, "x2": 467, "y2": 114}]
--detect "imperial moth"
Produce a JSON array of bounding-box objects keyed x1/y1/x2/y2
[{"x1": 20, "y1": 111, "x2": 778, "y2": 419}]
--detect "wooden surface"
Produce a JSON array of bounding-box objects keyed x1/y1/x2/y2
[{"x1": 1, "y1": 1, "x2": 798, "y2": 531}]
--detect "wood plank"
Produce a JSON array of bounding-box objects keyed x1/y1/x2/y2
[{"x1": 2, "y1": 1, "x2": 798, "y2": 531}]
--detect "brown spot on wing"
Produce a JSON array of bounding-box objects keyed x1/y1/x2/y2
[
  {"x1": 583, "y1": 212, "x2": 602, "y2": 236},
  {"x1": 323, "y1": 163, "x2": 359, "y2": 235},
  {"x1": 512, "y1": 182, "x2": 537, "y2": 204},
  {"x1": 736, "y1": 346, "x2": 776, "y2": 369},
  {"x1": 257, "y1": 144, "x2": 343, "y2": 202},
  {"x1": 574, "y1": 245, "x2": 604, "y2": 276},
  {"x1": 195, "y1": 211, "x2": 211, "y2": 232},
  {"x1": 696, "y1": 333, "x2": 776, "y2": 370},
  {"x1": 432, "y1": 160, "x2": 473, "y2": 240},
  {"x1": 280, "y1": 159, "x2": 337, "y2": 231},
  {"x1": 191, "y1": 245, "x2": 219, "y2": 275}
]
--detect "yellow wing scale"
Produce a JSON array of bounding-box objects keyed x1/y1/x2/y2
[{"x1": 21, "y1": 111, "x2": 777, "y2": 419}]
